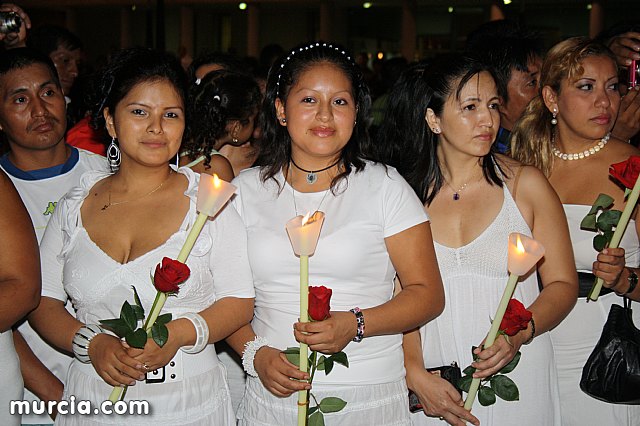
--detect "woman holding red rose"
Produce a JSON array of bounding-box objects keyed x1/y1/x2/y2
[
  {"x1": 227, "y1": 42, "x2": 445, "y2": 425},
  {"x1": 511, "y1": 37, "x2": 640, "y2": 425},
  {"x1": 376, "y1": 55, "x2": 577, "y2": 425},
  {"x1": 29, "y1": 48, "x2": 255, "y2": 425}
]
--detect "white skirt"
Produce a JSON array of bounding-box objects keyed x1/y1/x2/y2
[
  {"x1": 238, "y1": 376, "x2": 411, "y2": 426},
  {"x1": 55, "y1": 347, "x2": 234, "y2": 426}
]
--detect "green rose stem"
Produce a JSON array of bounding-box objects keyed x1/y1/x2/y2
[
  {"x1": 108, "y1": 173, "x2": 237, "y2": 403},
  {"x1": 298, "y1": 255, "x2": 310, "y2": 426},
  {"x1": 464, "y1": 273, "x2": 518, "y2": 410},
  {"x1": 464, "y1": 233, "x2": 544, "y2": 411},
  {"x1": 588, "y1": 177, "x2": 640, "y2": 301}
]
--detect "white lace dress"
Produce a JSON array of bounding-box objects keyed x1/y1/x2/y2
[
  {"x1": 39, "y1": 167, "x2": 255, "y2": 425},
  {"x1": 412, "y1": 184, "x2": 561, "y2": 426},
  {"x1": 550, "y1": 205, "x2": 640, "y2": 426}
]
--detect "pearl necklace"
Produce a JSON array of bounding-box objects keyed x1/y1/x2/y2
[{"x1": 552, "y1": 134, "x2": 610, "y2": 161}]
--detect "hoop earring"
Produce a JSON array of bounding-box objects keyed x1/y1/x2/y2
[
  {"x1": 107, "y1": 137, "x2": 121, "y2": 171},
  {"x1": 175, "y1": 152, "x2": 180, "y2": 168},
  {"x1": 551, "y1": 109, "x2": 558, "y2": 126}
]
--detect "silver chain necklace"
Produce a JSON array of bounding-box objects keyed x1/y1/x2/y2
[{"x1": 289, "y1": 163, "x2": 331, "y2": 216}]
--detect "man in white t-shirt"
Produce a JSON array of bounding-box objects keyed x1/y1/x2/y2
[{"x1": 0, "y1": 47, "x2": 107, "y2": 425}]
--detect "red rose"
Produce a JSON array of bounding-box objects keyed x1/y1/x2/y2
[
  {"x1": 499, "y1": 299, "x2": 532, "y2": 336},
  {"x1": 610, "y1": 156, "x2": 640, "y2": 190},
  {"x1": 153, "y1": 257, "x2": 190, "y2": 294},
  {"x1": 308, "y1": 286, "x2": 332, "y2": 321}
]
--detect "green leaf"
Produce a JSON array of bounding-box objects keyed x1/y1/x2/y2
[
  {"x1": 458, "y1": 375, "x2": 473, "y2": 393},
  {"x1": 625, "y1": 188, "x2": 632, "y2": 198},
  {"x1": 323, "y1": 357, "x2": 334, "y2": 375},
  {"x1": 120, "y1": 301, "x2": 138, "y2": 330},
  {"x1": 580, "y1": 213, "x2": 597, "y2": 231},
  {"x1": 308, "y1": 411, "x2": 325, "y2": 426},
  {"x1": 594, "y1": 234, "x2": 608, "y2": 252},
  {"x1": 308, "y1": 406, "x2": 318, "y2": 416},
  {"x1": 316, "y1": 355, "x2": 326, "y2": 371},
  {"x1": 499, "y1": 351, "x2": 521, "y2": 374},
  {"x1": 478, "y1": 385, "x2": 496, "y2": 406},
  {"x1": 155, "y1": 313, "x2": 172, "y2": 326},
  {"x1": 99, "y1": 318, "x2": 131, "y2": 338},
  {"x1": 283, "y1": 347, "x2": 300, "y2": 367},
  {"x1": 490, "y1": 375, "x2": 519, "y2": 401},
  {"x1": 463, "y1": 365, "x2": 476, "y2": 376},
  {"x1": 589, "y1": 193, "x2": 614, "y2": 214},
  {"x1": 131, "y1": 305, "x2": 145, "y2": 321},
  {"x1": 329, "y1": 351, "x2": 349, "y2": 368},
  {"x1": 125, "y1": 328, "x2": 148, "y2": 349},
  {"x1": 597, "y1": 209, "x2": 622, "y2": 232},
  {"x1": 318, "y1": 397, "x2": 347, "y2": 413},
  {"x1": 132, "y1": 286, "x2": 144, "y2": 318},
  {"x1": 151, "y1": 323, "x2": 169, "y2": 347}
]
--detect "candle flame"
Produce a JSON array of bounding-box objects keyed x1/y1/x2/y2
[
  {"x1": 301, "y1": 212, "x2": 311, "y2": 226},
  {"x1": 516, "y1": 235, "x2": 525, "y2": 253},
  {"x1": 213, "y1": 174, "x2": 221, "y2": 189}
]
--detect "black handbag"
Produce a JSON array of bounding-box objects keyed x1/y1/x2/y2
[{"x1": 580, "y1": 297, "x2": 640, "y2": 404}]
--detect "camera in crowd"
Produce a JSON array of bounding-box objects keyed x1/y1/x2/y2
[{"x1": 0, "y1": 11, "x2": 21, "y2": 34}]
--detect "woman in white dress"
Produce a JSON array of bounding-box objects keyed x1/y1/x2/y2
[
  {"x1": 28, "y1": 47, "x2": 255, "y2": 425},
  {"x1": 0, "y1": 170, "x2": 40, "y2": 426},
  {"x1": 376, "y1": 55, "x2": 577, "y2": 426},
  {"x1": 227, "y1": 41, "x2": 445, "y2": 426},
  {"x1": 511, "y1": 37, "x2": 640, "y2": 426}
]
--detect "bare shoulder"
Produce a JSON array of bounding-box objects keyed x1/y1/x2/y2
[
  {"x1": 608, "y1": 138, "x2": 640, "y2": 161},
  {"x1": 202, "y1": 154, "x2": 234, "y2": 182},
  {"x1": 495, "y1": 154, "x2": 556, "y2": 201}
]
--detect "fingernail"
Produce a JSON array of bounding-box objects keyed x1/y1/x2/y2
[
  {"x1": 627, "y1": 59, "x2": 633, "y2": 65},
  {"x1": 139, "y1": 374, "x2": 145, "y2": 380},
  {"x1": 129, "y1": 380, "x2": 136, "y2": 386}
]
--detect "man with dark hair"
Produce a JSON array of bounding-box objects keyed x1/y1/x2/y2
[
  {"x1": 0, "y1": 47, "x2": 106, "y2": 425},
  {"x1": 466, "y1": 20, "x2": 544, "y2": 153}
]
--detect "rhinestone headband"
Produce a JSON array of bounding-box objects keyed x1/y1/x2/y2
[{"x1": 275, "y1": 42, "x2": 353, "y2": 97}]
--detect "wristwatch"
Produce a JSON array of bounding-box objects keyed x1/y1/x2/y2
[{"x1": 625, "y1": 269, "x2": 638, "y2": 296}]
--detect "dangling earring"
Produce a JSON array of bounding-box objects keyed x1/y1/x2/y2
[
  {"x1": 175, "y1": 152, "x2": 180, "y2": 168},
  {"x1": 551, "y1": 109, "x2": 558, "y2": 125},
  {"x1": 107, "y1": 137, "x2": 121, "y2": 171}
]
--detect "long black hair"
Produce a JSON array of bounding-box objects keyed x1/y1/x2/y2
[
  {"x1": 257, "y1": 41, "x2": 372, "y2": 193},
  {"x1": 375, "y1": 54, "x2": 504, "y2": 205}
]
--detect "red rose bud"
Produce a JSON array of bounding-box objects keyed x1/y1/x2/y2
[
  {"x1": 610, "y1": 155, "x2": 640, "y2": 190},
  {"x1": 153, "y1": 257, "x2": 191, "y2": 294},
  {"x1": 499, "y1": 298, "x2": 532, "y2": 336},
  {"x1": 308, "y1": 285, "x2": 332, "y2": 321}
]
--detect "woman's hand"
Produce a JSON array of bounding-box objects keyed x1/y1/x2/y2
[
  {"x1": 88, "y1": 334, "x2": 146, "y2": 386},
  {"x1": 611, "y1": 86, "x2": 640, "y2": 142},
  {"x1": 471, "y1": 332, "x2": 522, "y2": 379},
  {"x1": 408, "y1": 369, "x2": 479, "y2": 426},
  {"x1": 594, "y1": 247, "x2": 626, "y2": 289},
  {"x1": 293, "y1": 311, "x2": 356, "y2": 354},
  {"x1": 608, "y1": 32, "x2": 640, "y2": 67},
  {"x1": 253, "y1": 346, "x2": 310, "y2": 397},
  {"x1": 130, "y1": 320, "x2": 188, "y2": 372}
]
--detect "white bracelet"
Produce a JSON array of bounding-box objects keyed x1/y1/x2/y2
[
  {"x1": 179, "y1": 312, "x2": 210, "y2": 354},
  {"x1": 242, "y1": 336, "x2": 269, "y2": 377},
  {"x1": 72, "y1": 324, "x2": 105, "y2": 363}
]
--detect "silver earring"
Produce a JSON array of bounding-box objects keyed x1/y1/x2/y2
[
  {"x1": 280, "y1": 118, "x2": 287, "y2": 123},
  {"x1": 232, "y1": 137, "x2": 239, "y2": 144},
  {"x1": 175, "y1": 152, "x2": 180, "y2": 168},
  {"x1": 107, "y1": 137, "x2": 121, "y2": 171},
  {"x1": 433, "y1": 128, "x2": 441, "y2": 134},
  {"x1": 551, "y1": 110, "x2": 558, "y2": 125}
]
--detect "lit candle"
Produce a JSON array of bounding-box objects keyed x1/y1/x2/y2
[
  {"x1": 285, "y1": 211, "x2": 325, "y2": 426},
  {"x1": 108, "y1": 173, "x2": 236, "y2": 402},
  {"x1": 464, "y1": 233, "x2": 544, "y2": 410}
]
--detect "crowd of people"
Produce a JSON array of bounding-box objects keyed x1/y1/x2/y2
[{"x1": 1, "y1": 2, "x2": 640, "y2": 426}]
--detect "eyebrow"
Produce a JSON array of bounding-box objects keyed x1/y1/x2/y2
[
  {"x1": 126, "y1": 102, "x2": 184, "y2": 110},
  {"x1": 6, "y1": 80, "x2": 57, "y2": 99}
]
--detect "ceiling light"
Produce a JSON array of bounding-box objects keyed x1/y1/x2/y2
[
  {"x1": 239, "y1": 2, "x2": 247, "y2": 10},
  {"x1": 363, "y1": 2, "x2": 372, "y2": 8},
  {"x1": 448, "y1": 6, "x2": 454, "y2": 13}
]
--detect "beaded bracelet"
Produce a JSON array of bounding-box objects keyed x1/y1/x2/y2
[
  {"x1": 242, "y1": 336, "x2": 269, "y2": 377},
  {"x1": 72, "y1": 324, "x2": 105, "y2": 363},
  {"x1": 350, "y1": 307, "x2": 365, "y2": 343},
  {"x1": 180, "y1": 312, "x2": 210, "y2": 354},
  {"x1": 522, "y1": 317, "x2": 536, "y2": 345}
]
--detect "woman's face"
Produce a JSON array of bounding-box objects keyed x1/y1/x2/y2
[
  {"x1": 276, "y1": 62, "x2": 357, "y2": 166},
  {"x1": 431, "y1": 71, "x2": 501, "y2": 158},
  {"x1": 105, "y1": 79, "x2": 185, "y2": 169},
  {"x1": 553, "y1": 55, "x2": 620, "y2": 141}
]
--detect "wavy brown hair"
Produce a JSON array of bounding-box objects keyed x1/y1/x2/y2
[{"x1": 510, "y1": 37, "x2": 616, "y2": 177}]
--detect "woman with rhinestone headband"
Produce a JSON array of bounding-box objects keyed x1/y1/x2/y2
[
  {"x1": 226, "y1": 41, "x2": 445, "y2": 425},
  {"x1": 511, "y1": 37, "x2": 640, "y2": 425}
]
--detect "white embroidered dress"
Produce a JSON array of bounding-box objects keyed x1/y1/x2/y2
[{"x1": 40, "y1": 167, "x2": 255, "y2": 425}]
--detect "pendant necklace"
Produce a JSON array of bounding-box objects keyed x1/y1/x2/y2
[
  {"x1": 102, "y1": 170, "x2": 173, "y2": 211},
  {"x1": 443, "y1": 170, "x2": 481, "y2": 201},
  {"x1": 290, "y1": 157, "x2": 341, "y2": 185},
  {"x1": 289, "y1": 163, "x2": 331, "y2": 216}
]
